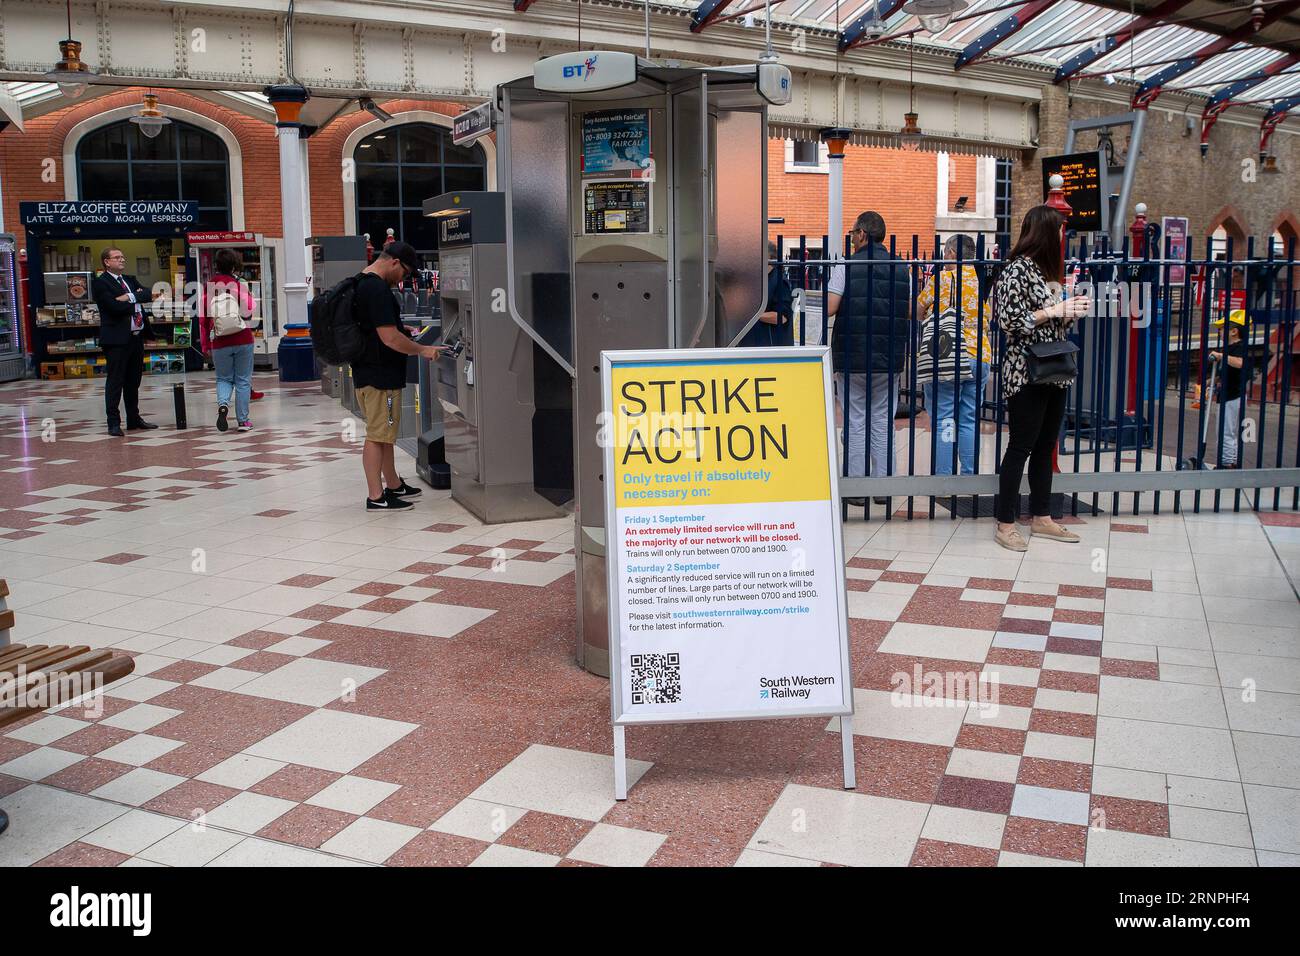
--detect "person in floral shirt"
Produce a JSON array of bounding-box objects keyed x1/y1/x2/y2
[{"x1": 915, "y1": 234, "x2": 992, "y2": 475}]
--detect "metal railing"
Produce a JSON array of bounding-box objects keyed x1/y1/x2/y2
[{"x1": 768, "y1": 232, "x2": 1300, "y2": 519}]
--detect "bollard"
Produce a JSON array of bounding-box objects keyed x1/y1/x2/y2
[{"x1": 173, "y1": 382, "x2": 187, "y2": 429}]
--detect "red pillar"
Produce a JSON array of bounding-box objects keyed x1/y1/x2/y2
[
  {"x1": 1045, "y1": 175, "x2": 1073, "y2": 475},
  {"x1": 1127, "y1": 203, "x2": 1149, "y2": 416}
]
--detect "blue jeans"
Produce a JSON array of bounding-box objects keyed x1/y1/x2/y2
[
  {"x1": 213, "y1": 343, "x2": 254, "y2": 423},
  {"x1": 922, "y1": 360, "x2": 989, "y2": 475}
]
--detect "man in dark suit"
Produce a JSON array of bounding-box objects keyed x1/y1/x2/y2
[{"x1": 91, "y1": 248, "x2": 159, "y2": 436}]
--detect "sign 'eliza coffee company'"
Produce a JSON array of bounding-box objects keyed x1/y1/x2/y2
[{"x1": 20, "y1": 201, "x2": 199, "y2": 228}]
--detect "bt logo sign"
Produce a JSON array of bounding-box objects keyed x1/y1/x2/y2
[{"x1": 563, "y1": 55, "x2": 599, "y2": 80}]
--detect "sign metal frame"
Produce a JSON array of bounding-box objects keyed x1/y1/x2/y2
[{"x1": 600, "y1": 345, "x2": 856, "y2": 799}]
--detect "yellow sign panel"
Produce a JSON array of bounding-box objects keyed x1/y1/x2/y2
[{"x1": 609, "y1": 357, "x2": 831, "y2": 508}]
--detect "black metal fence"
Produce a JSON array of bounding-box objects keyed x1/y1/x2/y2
[{"x1": 770, "y1": 232, "x2": 1300, "y2": 519}]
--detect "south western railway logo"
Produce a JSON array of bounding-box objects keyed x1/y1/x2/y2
[{"x1": 759, "y1": 674, "x2": 835, "y2": 700}]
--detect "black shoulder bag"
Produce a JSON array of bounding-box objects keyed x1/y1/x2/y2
[{"x1": 1025, "y1": 339, "x2": 1078, "y2": 385}]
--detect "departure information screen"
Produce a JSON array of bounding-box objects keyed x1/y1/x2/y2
[
  {"x1": 583, "y1": 181, "x2": 650, "y2": 235},
  {"x1": 1041, "y1": 151, "x2": 1105, "y2": 233}
]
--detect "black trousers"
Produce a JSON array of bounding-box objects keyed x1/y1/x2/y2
[
  {"x1": 104, "y1": 335, "x2": 145, "y2": 428},
  {"x1": 996, "y1": 383, "x2": 1068, "y2": 524}
]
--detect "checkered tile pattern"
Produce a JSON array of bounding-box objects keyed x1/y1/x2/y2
[{"x1": 1, "y1": 375, "x2": 1297, "y2": 867}]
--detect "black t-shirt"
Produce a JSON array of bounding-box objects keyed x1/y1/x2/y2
[
  {"x1": 350, "y1": 272, "x2": 410, "y2": 390},
  {"x1": 1219, "y1": 338, "x2": 1247, "y2": 402}
]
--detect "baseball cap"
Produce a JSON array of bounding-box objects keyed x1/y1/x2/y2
[{"x1": 383, "y1": 241, "x2": 419, "y2": 274}]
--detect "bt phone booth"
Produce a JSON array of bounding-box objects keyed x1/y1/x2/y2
[{"x1": 188, "y1": 231, "x2": 286, "y2": 368}]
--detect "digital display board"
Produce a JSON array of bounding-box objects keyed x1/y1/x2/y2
[{"x1": 1041, "y1": 152, "x2": 1106, "y2": 234}]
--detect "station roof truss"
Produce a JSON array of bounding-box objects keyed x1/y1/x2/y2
[{"x1": 679, "y1": 0, "x2": 1300, "y2": 110}]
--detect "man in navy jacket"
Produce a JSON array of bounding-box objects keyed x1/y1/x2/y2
[
  {"x1": 825, "y1": 211, "x2": 910, "y2": 499},
  {"x1": 90, "y1": 247, "x2": 159, "y2": 436}
]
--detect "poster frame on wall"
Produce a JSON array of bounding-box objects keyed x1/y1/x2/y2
[
  {"x1": 1162, "y1": 216, "x2": 1190, "y2": 284},
  {"x1": 600, "y1": 345, "x2": 856, "y2": 799}
]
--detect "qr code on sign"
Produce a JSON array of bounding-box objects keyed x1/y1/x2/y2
[{"x1": 630, "y1": 652, "x2": 681, "y2": 705}]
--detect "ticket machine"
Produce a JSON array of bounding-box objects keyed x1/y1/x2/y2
[
  {"x1": 499, "y1": 52, "x2": 788, "y2": 675},
  {"x1": 424, "y1": 190, "x2": 571, "y2": 522}
]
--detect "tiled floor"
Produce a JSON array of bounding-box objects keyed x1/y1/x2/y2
[{"x1": 1, "y1": 373, "x2": 1298, "y2": 867}]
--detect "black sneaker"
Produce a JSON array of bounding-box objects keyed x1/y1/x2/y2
[
  {"x1": 386, "y1": 479, "x2": 422, "y2": 499},
  {"x1": 366, "y1": 491, "x2": 413, "y2": 511},
  {"x1": 216, "y1": 404, "x2": 229, "y2": 432}
]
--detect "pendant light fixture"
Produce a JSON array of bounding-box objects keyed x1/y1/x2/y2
[
  {"x1": 42, "y1": 0, "x2": 99, "y2": 98},
  {"x1": 903, "y1": 0, "x2": 968, "y2": 34},
  {"x1": 130, "y1": 91, "x2": 171, "y2": 139},
  {"x1": 860, "y1": 0, "x2": 888, "y2": 40},
  {"x1": 899, "y1": 37, "x2": 922, "y2": 151}
]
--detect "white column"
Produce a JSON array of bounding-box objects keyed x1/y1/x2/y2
[
  {"x1": 299, "y1": 137, "x2": 313, "y2": 295},
  {"x1": 264, "y1": 85, "x2": 311, "y2": 329},
  {"x1": 827, "y1": 151, "x2": 844, "y2": 258},
  {"x1": 275, "y1": 122, "x2": 309, "y2": 329},
  {"x1": 822, "y1": 127, "x2": 850, "y2": 259}
]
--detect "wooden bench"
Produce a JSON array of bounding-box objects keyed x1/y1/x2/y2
[
  {"x1": 0, "y1": 580, "x2": 136, "y2": 837},
  {"x1": 0, "y1": 578, "x2": 12, "y2": 648}
]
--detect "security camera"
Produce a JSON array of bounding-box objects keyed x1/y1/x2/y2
[
  {"x1": 743, "y1": 13, "x2": 755, "y2": 28},
  {"x1": 360, "y1": 98, "x2": 393, "y2": 123},
  {"x1": 1102, "y1": 73, "x2": 1116, "y2": 85}
]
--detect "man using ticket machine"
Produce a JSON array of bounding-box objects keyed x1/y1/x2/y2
[{"x1": 351, "y1": 241, "x2": 446, "y2": 510}]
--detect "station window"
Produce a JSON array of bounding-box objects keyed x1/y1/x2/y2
[
  {"x1": 784, "y1": 139, "x2": 828, "y2": 174},
  {"x1": 994, "y1": 158, "x2": 1013, "y2": 258},
  {"x1": 792, "y1": 141, "x2": 819, "y2": 166},
  {"x1": 77, "y1": 120, "x2": 231, "y2": 231},
  {"x1": 354, "y1": 123, "x2": 487, "y2": 258}
]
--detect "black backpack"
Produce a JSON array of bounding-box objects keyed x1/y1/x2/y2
[{"x1": 310, "y1": 274, "x2": 366, "y2": 365}]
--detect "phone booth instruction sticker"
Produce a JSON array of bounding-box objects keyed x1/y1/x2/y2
[
  {"x1": 603, "y1": 350, "x2": 852, "y2": 725},
  {"x1": 583, "y1": 182, "x2": 650, "y2": 235}
]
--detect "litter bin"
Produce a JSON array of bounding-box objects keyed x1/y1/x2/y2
[{"x1": 278, "y1": 324, "x2": 316, "y2": 382}]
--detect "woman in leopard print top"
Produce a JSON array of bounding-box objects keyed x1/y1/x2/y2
[
  {"x1": 992, "y1": 205, "x2": 1092, "y2": 553},
  {"x1": 995, "y1": 256, "x2": 1074, "y2": 401}
]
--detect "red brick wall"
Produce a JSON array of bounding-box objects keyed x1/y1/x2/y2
[
  {"x1": 766, "y1": 139, "x2": 939, "y2": 253},
  {"x1": 0, "y1": 88, "x2": 281, "y2": 247}
]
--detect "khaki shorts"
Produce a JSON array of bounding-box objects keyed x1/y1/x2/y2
[{"x1": 356, "y1": 386, "x2": 402, "y2": 444}]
